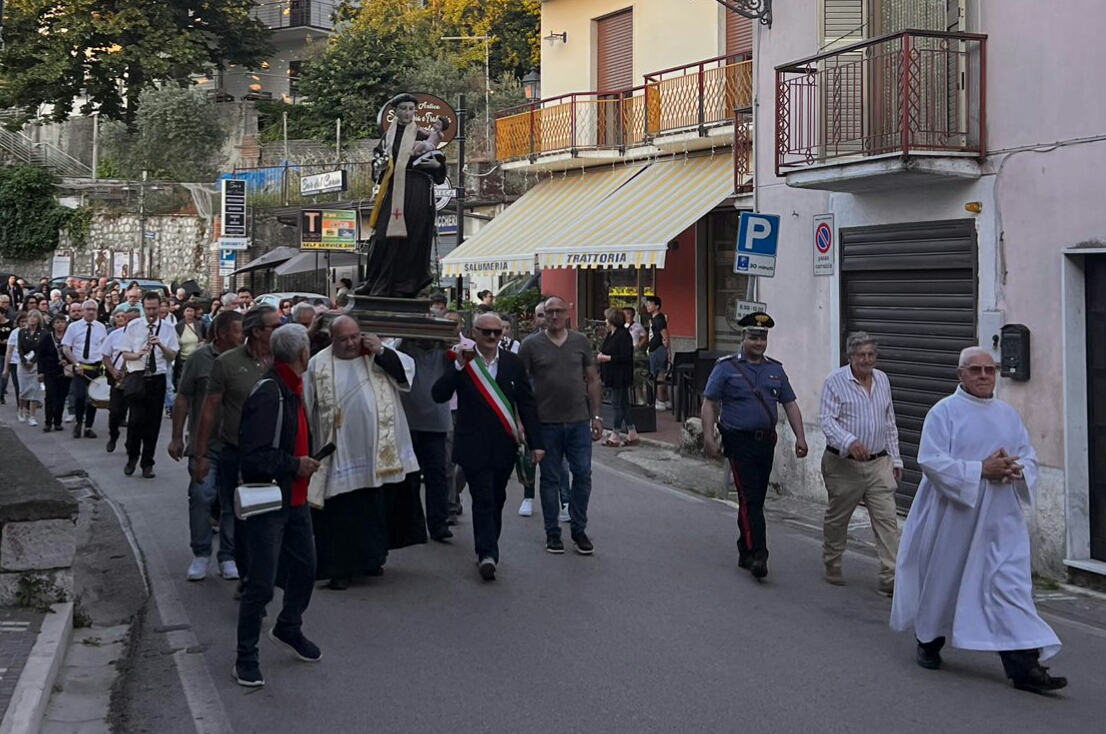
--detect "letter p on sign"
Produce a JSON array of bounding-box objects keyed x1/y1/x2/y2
[{"x1": 737, "y1": 213, "x2": 780, "y2": 256}]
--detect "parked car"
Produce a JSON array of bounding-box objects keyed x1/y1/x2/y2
[
  {"x1": 255, "y1": 292, "x2": 332, "y2": 310},
  {"x1": 106, "y1": 278, "x2": 171, "y2": 298}
]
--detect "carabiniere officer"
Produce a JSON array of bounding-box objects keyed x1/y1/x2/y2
[{"x1": 701, "y1": 312, "x2": 808, "y2": 581}]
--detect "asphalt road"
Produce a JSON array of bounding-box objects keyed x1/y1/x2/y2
[{"x1": 3, "y1": 403, "x2": 1104, "y2": 734}]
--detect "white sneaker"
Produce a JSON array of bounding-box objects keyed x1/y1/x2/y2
[
  {"x1": 654, "y1": 401, "x2": 667, "y2": 411},
  {"x1": 559, "y1": 503, "x2": 570, "y2": 523},
  {"x1": 27, "y1": 417, "x2": 38, "y2": 427},
  {"x1": 220, "y1": 560, "x2": 240, "y2": 580},
  {"x1": 518, "y1": 498, "x2": 533, "y2": 517},
  {"x1": 63, "y1": 413, "x2": 75, "y2": 424},
  {"x1": 17, "y1": 408, "x2": 25, "y2": 423},
  {"x1": 187, "y1": 557, "x2": 209, "y2": 581}
]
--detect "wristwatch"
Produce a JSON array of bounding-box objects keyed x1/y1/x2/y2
[{"x1": 593, "y1": 415, "x2": 602, "y2": 421}]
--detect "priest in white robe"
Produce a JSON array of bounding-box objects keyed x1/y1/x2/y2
[
  {"x1": 304, "y1": 316, "x2": 426, "y2": 591},
  {"x1": 890, "y1": 347, "x2": 1066, "y2": 694}
]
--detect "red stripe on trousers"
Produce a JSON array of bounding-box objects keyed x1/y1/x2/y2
[{"x1": 729, "y1": 457, "x2": 752, "y2": 550}]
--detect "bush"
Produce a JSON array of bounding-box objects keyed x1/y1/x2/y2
[{"x1": 0, "y1": 166, "x2": 72, "y2": 260}]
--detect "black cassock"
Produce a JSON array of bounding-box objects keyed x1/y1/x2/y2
[{"x1": 360, "y1": 124, "x2": 447, "y2": 299}]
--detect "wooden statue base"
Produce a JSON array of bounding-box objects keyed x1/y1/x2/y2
[{"x1": 321, "y1": 296, "x2": 458, "y2": 342}]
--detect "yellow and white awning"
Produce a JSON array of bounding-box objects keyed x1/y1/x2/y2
[
  {"x1": 440, "y1": 165, "x2": 645, "y2": 277},
  {"x1": 535, "y1": 154, "x2": 736, "y2": 269}
]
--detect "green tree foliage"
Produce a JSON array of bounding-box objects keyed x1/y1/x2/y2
[
  {"x1": 257, "y1": 0, "x2": 536, "y2": 146},
  {"x1": 0, "y1": 0, "x2": 272, "y2": 127},
  {"x1": 99, "y1": 88, "x2": 228, "y2": 182},
  {"x1": 0, "y1": 167, "x2": 80, "y2": 260}
]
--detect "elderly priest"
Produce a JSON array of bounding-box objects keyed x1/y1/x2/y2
[
  {"x1": 304, "y1": 315, "x2": 427, "y2": 590},
  {"x1": 890, "y1": 347, "x2": 1066, "y2": 694}
]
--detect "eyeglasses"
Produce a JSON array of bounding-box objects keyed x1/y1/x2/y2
[
  {"x1": 545, "y1": 308, "x2": 566, "y2": 315},
  {"x1": 964, "y1": 365, "x2": 998, "y2": 376},
  {"x1": 475, "y1": 328, "x2": 503, "y2": 337}
]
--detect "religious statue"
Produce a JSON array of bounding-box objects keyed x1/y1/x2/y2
[{"x1": 357, "y1": 93, "x2": 449, "y2": 299}]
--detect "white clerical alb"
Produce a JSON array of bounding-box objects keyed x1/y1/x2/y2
[
  {"x1": 890, "y1": 386, "x2": 1061, "y2": 660},
  {"x1": 304, "y1": 348, "x2": 419, "y2": 506}
]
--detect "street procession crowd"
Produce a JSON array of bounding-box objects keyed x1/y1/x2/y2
[{"x1": 0, "y1": 273, "x2": 1069, "y2": 696}]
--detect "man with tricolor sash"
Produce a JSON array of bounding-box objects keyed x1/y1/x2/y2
[{"x1": 432, "y1": 313, "x2": 544, "y2": 581}]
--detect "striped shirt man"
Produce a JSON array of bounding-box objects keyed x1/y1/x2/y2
[{"x1": 819, "y1": 364, "x2": 902, "y2": 468}]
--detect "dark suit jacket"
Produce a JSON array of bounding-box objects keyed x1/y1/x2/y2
[{"x1": 432, "y1": 348, "x2": 543, "y2": 472}]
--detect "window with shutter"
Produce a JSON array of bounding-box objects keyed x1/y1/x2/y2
[
  {"x1": 596, "y1": 9, "x2": 633, "y2": 148},
  {"x1": 725, "y1": 12, "x2": 752, "y2": 58}
]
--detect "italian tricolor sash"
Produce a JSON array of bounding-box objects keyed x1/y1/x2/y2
[{"x1": 465, "y1": 356, "x2": 521, "y2": 443}]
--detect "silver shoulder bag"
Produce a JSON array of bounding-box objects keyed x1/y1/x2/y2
[{"x1": 234, "y1": 379, "x2": 286, "y2": 520}]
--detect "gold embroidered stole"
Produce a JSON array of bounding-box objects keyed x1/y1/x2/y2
[{"x1": 368, "y1": 123, "x2": 418, "y2": 237}]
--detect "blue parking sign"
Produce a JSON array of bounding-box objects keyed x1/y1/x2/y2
[{"x1": 735, "y1": 213, "x2": 780, "y2": 277}]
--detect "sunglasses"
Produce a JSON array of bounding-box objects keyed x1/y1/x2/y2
[
  {"x1": 964, "y1": 365, "x2": 998, "y2": 376},
  {"x1": 475, "y1": 328, "x2": 503, "y2": 337}
]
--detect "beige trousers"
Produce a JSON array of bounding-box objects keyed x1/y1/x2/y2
[{"x1": 821, "y1": 451, "x2": 900, "y2": 588}]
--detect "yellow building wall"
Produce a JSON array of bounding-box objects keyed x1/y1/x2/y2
[{"x1": 540, "y1": 0, "x2": 725, "y2": 98}]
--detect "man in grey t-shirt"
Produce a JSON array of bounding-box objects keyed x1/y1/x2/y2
[{"x1": 519, "y1": 295, "x2": 603, "y2": 555}]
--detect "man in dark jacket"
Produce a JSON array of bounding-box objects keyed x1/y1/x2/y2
[
  {"x1": 432, "y1": 312, "x2": 544, "y2": 581},
  {"x1": 234, "y1": 323, "x2": 321, "y2": 688}
]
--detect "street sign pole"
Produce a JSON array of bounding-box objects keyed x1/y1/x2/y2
[{"x1": 454, "y1": 93, "x2": 467, "y2": 304}]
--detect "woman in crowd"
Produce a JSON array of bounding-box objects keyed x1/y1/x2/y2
[
  {"x1": 278, "y1": 299, "x2": 294, "y2": 325},
  {"x1": 2, "y1": 312, "x2": 27, "y2": 415},
  {"x1": 596, "y1": 307, "x2": 639, "y2": 447},
  {"x1": 15, "y1": 309, "x2": 45, "y2": 427},
  {"x1": 174, "y1": 300, "x2": 206, "y2": 390},
  {"x1": 203, "y1": 298, "x2": 222, "y2": 328},
  {"x1": 0, "y1": 307, "x2": 12, "y2": 405},
  {"x1": 37, "y1": 314, "x2": 72, "y2": 433}
]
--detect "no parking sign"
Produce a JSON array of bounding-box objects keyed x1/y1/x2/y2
[{"x1": 813, "y1": 214, "x2": 835, "y2": 276}]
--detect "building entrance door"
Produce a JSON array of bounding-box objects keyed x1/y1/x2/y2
[{"x1": 1086, "y1": 256, "x2": 1106, "y2": 561}]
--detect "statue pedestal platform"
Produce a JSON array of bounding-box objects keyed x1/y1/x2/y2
[{"x1": 323, "y1": 296, "x2": 457, "y2": 342}]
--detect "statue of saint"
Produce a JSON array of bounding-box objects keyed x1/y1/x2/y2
[{"x1": 357, "y1": 93, "x2": 448, "y2": 299}]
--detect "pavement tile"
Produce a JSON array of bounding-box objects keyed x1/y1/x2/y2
[
  {"x1": 0, "y1": 605, "x2": 46, "y2": 722},
  {"x1": 39, "y1": 691, "x2": 107, "y2": 723},
  {"x1": 40, "y1": 719, "x2": 111, "y2": 734},
  {"x1": 54, "y1": 664, "x2": 117, "y2": 695},
  {"x1": 61, "y1": 641, "x2": 124, "y2": 668},
  {"x1": 71, "y1": 624, "x2": 129, "y2": 648}
]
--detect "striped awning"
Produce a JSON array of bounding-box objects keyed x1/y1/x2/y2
[
  {"x1": 440, "y1": 165, "x2": 645, "y2": 277},
  {"x1": 535, "y1": 155, "x2": 736, "y2": 269}
]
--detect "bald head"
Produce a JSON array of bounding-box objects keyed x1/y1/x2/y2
[
  {"x1": 331, "y1": 315, "x2": 362, "y2": 359},
  {"x1": 474, "y1": 312, "x2": 503, "y2": 330}
]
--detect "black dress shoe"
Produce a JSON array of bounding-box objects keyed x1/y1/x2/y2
[
  {"x1": 738, "y1": 556, "x2": 753, "y2": 570},
  {"x1": 142, "y1": 467, "x2": 156, "y2": 479},
  {"x1": 43, "y1": 424, "x2": 53, "y2": 433},
  {"x1": 1012, "y1": 666, "x2": 1067, "y2": 694},
  {"x1": 431, "y1": 528, "x2": 453, "y2": 542},
  {"x1": 750, "y1": 558, "x2": 768, "y2": 580},
  {"x1": 916, "y1": 639, "x2": 943, "y2": 670},
  {"x1": 124, "y1": 460, "x2": 137, "y2": 476},
  {"x1": 106, "y1": 437, "x2": 117, "y2": 453},
  {"x1": 72, "y1": 424, "x2": 82, "y2": 438},
  {"x1": 84, "y1": 428, "x2": 97, "y2": 439},
  {"x1": 327, "y1": 577, "x2": 350, "y2": 591},
  {"x1": 365, "y1": 567, "x2": 384, "y2": 577}
]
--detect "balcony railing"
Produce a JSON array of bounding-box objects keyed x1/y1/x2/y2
[
  {"x1": 251, "y1": 0, "x2": 336, "y2": 32},
  {"x1": 495, "y1": 54, "x2": 752, "y2": 162},
  {"x1": 775, "y1": 30, "x2": 986, "y2": 175}
]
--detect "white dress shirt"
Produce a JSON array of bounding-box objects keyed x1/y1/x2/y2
[
  {"x1": 819, "y1": 364, "x2": 902, "y2": 467},
  {"x1": 61, "y1": 318, "x2": 108, "y2": 365},
  {"x1": 102, "y1": 328, "x2": 127, "y2": 371},
  {"x1": 123, "y1": 317, "x2": 180, "y2": 375}
]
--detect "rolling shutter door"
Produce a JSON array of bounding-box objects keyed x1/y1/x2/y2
[
  {"x1": 597, "y1": 9, "x2": 633, "y2": 91},
  {"x1": 840, "y1": 219, "x2": 977, "y2": 507},
  {"x1": 726, "y1": 12, "x2": 752, "y2": 57}
]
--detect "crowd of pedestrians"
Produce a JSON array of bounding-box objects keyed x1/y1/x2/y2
[{"x1": 0, "y1": 277, "x2": 1069, "y2": 695}]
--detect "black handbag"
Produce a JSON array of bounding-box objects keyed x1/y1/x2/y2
[{"x1": 122, "y1": 370, "x2": 146, "y2": 399}]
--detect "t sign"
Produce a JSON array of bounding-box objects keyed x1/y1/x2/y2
[{"x1": 734, "y1": 212, "x2": 780, "y2": 277}]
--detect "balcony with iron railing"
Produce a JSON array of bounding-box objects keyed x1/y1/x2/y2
[
  {"x1": 251, "y1": 0, "x2": 336, "y2": 34},
  {"x1": 775, "y1": 30, "x2": 987, "y2": 192},
  {"x1": 494, "y1": 54, "x2": 753, "y2": 172}
]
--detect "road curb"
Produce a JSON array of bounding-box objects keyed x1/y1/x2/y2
[{"x1": 0, "y1": 602, "x2": 74, "y2": 734}]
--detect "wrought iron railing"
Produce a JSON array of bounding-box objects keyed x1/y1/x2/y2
[
  {"x1": 775, "y1": 30, "x2": 986, "y2": 175},
  {"x1": 495, "y1": 54, "x2": 752, "y2": 162},
  {"x1": 251, "y1": 0, "x2": 336, "y2": 31},
  {"x1": 227, "y1": 160, "x2": 374, "y2": 208}
]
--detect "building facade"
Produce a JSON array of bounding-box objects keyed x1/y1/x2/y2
[
  {"x1": 760, "y1": 0, "x2": 1106, "y2": 579},
  {"x1": 444, "y1": 0, "x2": 756, "y2": 355}
]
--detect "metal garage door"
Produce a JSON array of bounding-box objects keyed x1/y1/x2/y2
[{"x1": 840, "y1": 219, "x2": 977, "y2": 507}]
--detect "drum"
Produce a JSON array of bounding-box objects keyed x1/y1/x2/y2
[{"x1": 88, "y1": 376, "x2": 112, "y2": 409}]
